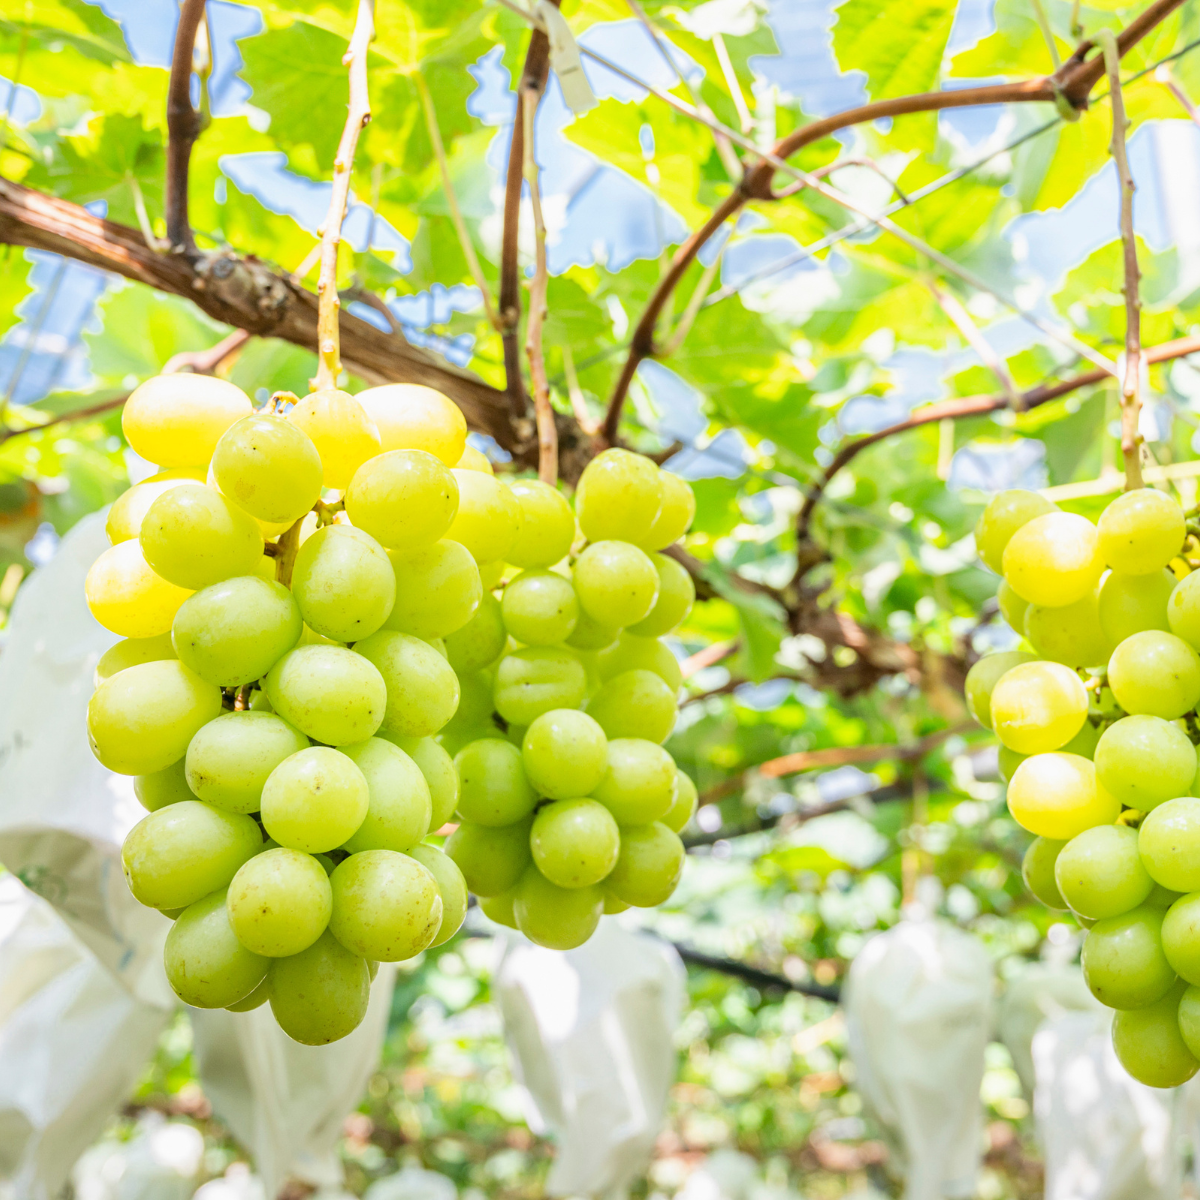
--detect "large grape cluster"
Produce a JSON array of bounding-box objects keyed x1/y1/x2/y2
[
  {"x1": 84, "y1": 375, "x2": 698, "y2": 1045},
  {"x1": 967, "y1": 486, "x2": 1200, "y2": 1087}
]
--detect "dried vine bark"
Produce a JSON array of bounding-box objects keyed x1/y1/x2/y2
[{"x1": 165, "y1": 0, "x2": 208, "y2": 255}]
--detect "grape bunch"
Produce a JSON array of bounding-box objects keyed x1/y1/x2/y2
[
  {"x1": 967, "y1": 485, "x2": 1200, "y2": 1087},
  {"x1": 84, "y1": 373, "x2": 698, "y2": 1044}
]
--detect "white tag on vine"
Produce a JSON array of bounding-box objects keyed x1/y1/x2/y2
[{"x1": 535, "y1": 1, "x2": 597, "y2": 115}]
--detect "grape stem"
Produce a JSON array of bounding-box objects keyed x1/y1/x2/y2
[{"x1": 274, "y1": 517, "x2": 304, "y2": 587}]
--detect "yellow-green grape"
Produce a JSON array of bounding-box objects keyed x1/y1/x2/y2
[
  {"x1": 1161, "y1": 895, "x2": 1200, "y2": 985},
  {"x1": 140, "y1": 484, "x2": 264, "y2": 591},
  {"x1": 597, "y1": 633, "x2": 683, "y2": 691},
  {"x1": 513, "y1": 866, "x2": 604, "y2": 949},
  {"x1": 636, "y1": 471, "x2": 695, "y2": 552},
  {"x1": 963, "y1": 650, "x2": 1037, "y2": 730},
  {"x1": 662, "y1": 769, "x2": 698, "y2": 833},
  {"x1": 1169, "y1": 570, "x2": 1200, "y2": 649},
  {"x1": 522, "y1": 709, "x2": 608, "y2": 800},
  {"x1": 989, "y1": 661, "x2": 1087, "y2": 754},
  {"x1": 355, "y1": 383, "x2": 467, "y2": 465},
  {"x1": 291, "y1": 524, "x2": 396, "y2": 643},
  {"x1": 445, "y1": 470, "x2": 521, "y2": 565},
  {"x1": 455, "y1": 445, "x2": 493, "y2": 474},
  {"x1": 479, "y1": 560, "x2": 506, "y2": 589},
  {"x1": 444, "y1": 817, "x2": 533, "y2": 896},
  {"x1": 1024, "y1": 589, "x2": 1113, "y2": 668},
  {"x1": 211, "y1": 413, "x2": 323, "y2": 525},
  {"x1": 444, "y1": 590, "x2": 506, "y2": 673},
  {"x1": 134, "y1": 758, "x2": 196, "y2": 812},
  {"x1": 437, "y1": 670, "x2": 495, "y2": 754},
  {"x1": 565, "y1": 610, "x2": 620, "y2": 652},
  {"x1": 1097, "y1": 487, "x2": 1186, "y2": 575},
  {"x1": 1108, "y1": 630, "x2": 1200, "y2": 719},
  {"x1": 1002, "y1": 512, "x2": 1104, "y2": 607},
  {"x1": 385, "y1": 540, "x2": 481, "y2": 639},
  {"x1": 603, "y1": 889, "x2": 630, "y2": 915},
  {"x1": 164, "y1": 888, "x2": 269, "y2": 1008},
  {"x1": 95, "y1": 632, "x2": 177, "y2": 685},
  {"x1": 387, "y1": 736, "x2": 459, "y2": 829},
  {"x1": 339, "y1": 737, "x2": 432, "y2": 853},
  {"x1": 530, "y1": 799, "x2": 620, "y2": 888},
  {"x1": 576, "y1": 449, "x2": 664, "y2": 544},
  {"x1": 501, "y1": 570, "x2": 578, "y2": 645},
  {"x1": 1007, "y1": 753, "x2": 1120, "y2": 839},
  {"x1": 507, "y1": 479, "x2": 576, "y2": 568},
  {"x1": 268, "y1": 930, "x2": 370, "y2": 1045},
  {"x1": 264, "y1": 645, "x2": 386, "y2": 745},
  {"x1": 405, "y1": 844, "x2": 468, "y2": 947},
  {"x1": 587, "y1": 668, "x2": 677, "y2": 743},
  {"x1": 226, "y1": 977, "x2": 270, "y2": 1012},
  {"x1": 592, "y1": 739, "x2": 677, "y2": 824},
  {"x1": 87, "y1": 660, "x2": 222, "y2": 775},
  {"x1": 122, "y1": 800, "x2": 262, "y2": 910},
  {"x1": 1021, "y1": 837, "x2": 1068, "y2": 908},
  {"x1": 345, "y1": 449, "x2": 459, "y2": 551},
  {"x1": 996, "y1": 579, "x2": 1029, "y2": 633},
  {"x1": 627, "y1": 554, "x2": 695, "y2": 638},
  {"x1": 573, "y1": 541, "x2": 660, "y2": 629},
  {"x1": 493, "y1": 646, "x2": 587, "y2": 726},
  {"x1": 353, "y1": 630, "x2": 460, "y2": 738},
  {"x1": 999, "y1": 716, "x2": 1101, "y2": 780},
  {"x1": 455, "y1": 738, "x2": 538, "y2": 826},
  {"x1": 1100, "y1": 568, "x2": 1175, "y2": 644},
  {"x1": 1147, "y1": 884, "x2": 1184, "y2": 909},
  {"x1": 328, "y1": 849, "x2": 442, "y2": 961},
  {"x1": 85, "y1": 540, "x2": 193, "y2": 638},
  {"x1": 1115, "y1": 982, "x2": 1198, "y2": 1087},
  {"x1": 106, "y1": 469, "x2": 205, "y2": 544},
  {"x1": 287, "y1": 388, "x2": 381, "y2": 489},
  {"x1": 172, "y1": 576, "x2": 302, "y2": 686},
  {"x1": 1054, "y1": 825, "x2": 1153, "y2": 919},
  {"x1": 1139, "y1": 798, "x2": 1200, "y2": 891},
  {"x1": 479, "y1": 889, "x2": 519, "y2": 928},
  {"x1": 1081, "y1": 906, "x2": 1177, "y2": 1009},
  {"x1": 122, "y1": 374, "x2": 253, "y2": 468},
  {"x1": 974, "y1": 489, "x2": 1058, "y2": 574},
  {"x1": 184, "y1": 711, "x2": 310, "y2": 814},
  {"x1": 605, "y1": 822, "x2": 685, "y2": 907},
  {"x1": 1094, "y1": 715, "x2": 1197, "y2": 811},
  {"x1": 260, "y1": 747, "x2": 370, "y2": 853},
  {"x1": 226, "y1": 847, "x2": 333, "y2": 957}
]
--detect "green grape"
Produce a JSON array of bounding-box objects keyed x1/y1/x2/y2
[
  {"x1": 444, "y1": 590, "x2": 507, "y2": 673},
  {"x1": 565, "y1": 610, "x2": 620, "y2": 651},
  {"x1": 106, "y1": 469, "x2": 205, "y2": 544},
  {"x1": 587, "y1": 669, "x2": 677, "y2": 744},
  {"x1": 663, "y1": 769, "x2": 698, "y2": 833},
  {"x1": 454, "y1": 738, "x2": 537, "y2": 826},
  {"x1": 122, "y1": 800, "x2": 262, "y2": 910},
  {"x1": 493, "y1": 647, "x2": 587, "y2": 726},
  {"x1": 85, "y1": 540, "x2": 193, "y2": 639},
  {"x1": 345, "y1": 449, "x2": 459, "y2": 551},
  {"x1": 184, "y1": 711, "x2": 310, "y2": 814},
  {"x1": 1007, "y1": 753, "x2": 1120, "y2": 839},
  {"x1": 87, "y1": 660, "x2": 222, "y2": 776},
  {"x1": 572, "y1": 541, "x2": 660, "y2": 629},
  {"x1": 1055, "y1": 825, "x2": 1153, "y2": 918},
  {"x1": 122, "y1": 374, "x2": 251, "y2": 468},
  {"x1": 140, "y1": 484, "x2": 264, "y2": 591},
  {"x1": 501, "y1": 570, "x2": 579, "y2": 646},
  {"x1": 506, "y1": 479, "x2": 577, "y2": 568},
  {"x1": 998, "y1": 745, "x2": 1026, "y2": 782},
  {"x1": 356, "y1": 383, "x2": 466, "y2": 464},
  {"x1": 1002, "y1": 512, "x2": 1104, "y2": 607},
  {"x1": 353, "y1": 630, "x2": 460, "y2": 738},
  {"x1": 264, "y1": 645, "x2": 386, "y2": 746},
  {"x1": 1108, "y1": 630, "x2": 1200, "y2": 719},
  {"x1": 479, "y1": 889, "x2": 518, "y2": 929},
  {"x1": 592, "y1": 739, "x2": 677, "y2": 824},
  {"x1": 1081, "y1": 906, "x2": 1176, "y2": 1009},
  {"x1": 1160, "y1": 894, "x2": 1200, "y2": 984},
  {"x1": 211, "y1": 413, "x2": 323, "y2": 525},
  {"x1": 1101, "y1": 569, "x2": 1175, "y2": 644},
  {"x1": 260, "y1": 747, "x2": 369, "y2": 853},
  {"x1": 385, "y1": 540, "x2": 481, "y2": 639},
  {"x1": 1147, "y1": 884, "x2": 1184, "y2": 909},
  {"x1": 134, "y1": 758, "x2": 196, "y2": 812},
  {"x1": 513, "y1": 866, "x2": 604, "y2": 950},
  {"x1": 597, "y1": 633, "x2": 683, "y2": 691},
  {"x1": 963, "y1": 651, "x2": 1037, "y2": 731},
  {"x1": 405, "y1": 844, "x2": 468, "y2": 947},
  {"x1": 603, "y1": 889, "x2": 630, "y2": 914},
  {"x1": 531, "y1": 799, "x2": 620, "y2": 888},
  {"x1": 291, "y1": 525, "x2": 396, "y2": 643},
  {"x1": 455, "y1": 669, "x2": 496, "y2": 727},
  {"x1": 172, "y1": 576, "x2": 302, "y2": 687},
  {"x1": 1113, "y1": 982, "x2": 1198, "y2": 1087},
  {"x1": 605, "y1": 822, "x2": 685, "y2": 907},
  {"x1": 1169, "y1": 571, "x2": 1200, "y2": 651},
  {"x1": 522, "y1": 709, "x2": 608, "y2": 800},
  {"x1": 1001, "y1": 721, "x2": 1098, "y2": 783},
  {"x1": 268, "y1": 930, "x2": 370, "y2": 1045},
  {"x1": 1179, "y1": 984, "x2": 1200, "y2": 1060},
  {"x1": 288, "y1": 389, "x2": 381, "y2": 489},
  {"x1": 575, "y1": 449, "x2": 663, "y2": 544},
  {"x1": 328, "y1": 849, "x2": 442, "y2": 961},
  {"x1": 164, "y1": 888, "x2": 269, "y2": 1008},
  {"x1": 635, "y1": 471, "x2": 695, "y2": 552},
  {"x1": 996, "y1": 579, "x2": 1029, "y2": 633},
  {"x1": 975, "y1": 489, "x2": 1058, "y2": 574},
  {"x1": 445, "y1": 470, "x2": 521, "y2": 565},
  {"x1": 1094, "y1": 715, "x2": 1197, "y2": 811},
  {"x1": 1097, "y1": 488, "x2": 1186, "y2": 575},
  {"x1": 990, "y1": 661, "x2": 1088, "y2": 754},
  {"x1": 226, "y1": 977, "x2": 270, "y2": 1012},
  {"x1": 444, "y1": 818, "x2": 532, "y2": 896},
  {"x1": 1022, "y1": 837, "x2": 1068, "y2": 908},
  {"x1": 226, "y1": 847, "x2": 333, "y2": 957},
  {"x1": 340, "y1": 737, "x2": 432, "y2": 852},
  {"x1": 1139, "y1": 798, "x2": 1200, "y2": 891},
  {"x1": 95, "y1": 633, "x2": 177, "y2": 685},
  {"x1": 1024, "y1": 590, "x2": 1113, "y2": 668},
  {"x1": 389, "y1": 736, "x2": 459, "y2": 829},
  {"x1": 627, "y1": 554, "x2": 695, "y2": 637}
]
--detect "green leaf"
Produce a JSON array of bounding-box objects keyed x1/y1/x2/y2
[
  {"x1": 0, "y1": 251, "x2": 33, "y2": 339},
  {"x1": 832, "y1": 0, "x2": 956, "y2": 100}
]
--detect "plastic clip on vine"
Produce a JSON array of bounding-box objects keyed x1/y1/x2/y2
[{"x1": 83, "y1": 374, "x2": 700, "y2": 1044}]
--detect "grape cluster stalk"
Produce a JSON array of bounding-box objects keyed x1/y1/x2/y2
[
  {"x1": 968, "y1": 484, "x2": 1200, "y2": 1086},
  {"x1": 84, "y1": 375, "x2": 698, "y2": 1044}
]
